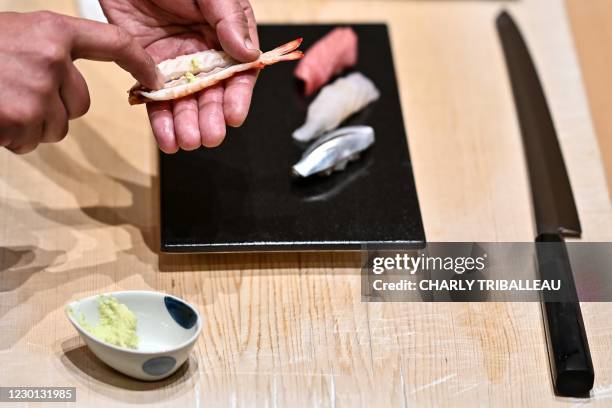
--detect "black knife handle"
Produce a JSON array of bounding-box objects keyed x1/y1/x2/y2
[{"x1": 537, "y1": 234, "x2": 594, "y2": 396}]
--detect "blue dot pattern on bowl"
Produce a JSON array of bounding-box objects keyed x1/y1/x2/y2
[
  {"x1": 164, "y1": 296, "x2": 198, "y2": 329},
  {"x1": 142, "y1": 356, "x2": 177, "y2": 376}
]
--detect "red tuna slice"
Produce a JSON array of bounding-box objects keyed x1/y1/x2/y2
[{"x1": 294, "y1": 27, "x2": 358, "y2": 96}]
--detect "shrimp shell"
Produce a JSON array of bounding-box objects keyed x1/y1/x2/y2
[{"x1": 129, "y1": 38, "x2": 304, "y2": 105}]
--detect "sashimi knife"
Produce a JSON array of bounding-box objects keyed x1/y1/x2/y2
[{"x1": 496, "y1": 11, "x2": 594, "y2": 396}]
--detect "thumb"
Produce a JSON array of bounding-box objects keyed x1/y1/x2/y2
[
  {"x1": 198, "y1": 0, "x2": 260, "y2": 62},
  {"x1": 67, "y1": 17, "x2": 164, "y2": 90}
]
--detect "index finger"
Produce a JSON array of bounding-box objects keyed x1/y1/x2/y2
[{"x1": 66, "y1": 16, "x2": 163, "y2": 90}]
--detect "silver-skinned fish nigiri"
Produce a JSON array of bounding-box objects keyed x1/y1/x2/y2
[
  {"x1": 292, "y1": 126, "x2": 375, "y2": 177},
  {"x1": 292, "y1": 72, "x2": 380, "y2": 142}
]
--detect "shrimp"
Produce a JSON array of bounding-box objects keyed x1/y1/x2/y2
[{"x1": 129, "y1": 38, "x2": 304, "y2": 105}]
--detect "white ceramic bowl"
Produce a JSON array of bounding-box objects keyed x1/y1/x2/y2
[{"x1": 66, "y1": 291, "x2": 202, "y2": 381}]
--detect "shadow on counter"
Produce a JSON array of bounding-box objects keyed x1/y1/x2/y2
[
  {"x1": 159, "y1": 250, "x2": 362, "y2": 273},
  {"x1": 59, "y1": 336, "x2": 197, "y2": 403}
]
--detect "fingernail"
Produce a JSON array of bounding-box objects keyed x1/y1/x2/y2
[{"x1": 244, "y1": 38, "x2": 259, "y2": 52}]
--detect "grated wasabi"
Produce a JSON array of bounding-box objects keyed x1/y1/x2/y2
[
  {"x1": 72, "y1": 296, "x2": 139, "y2": 349},
  {"x1": 190, "y1": 58, "x2": 200, "y2": 71},
  {"x1": 185, "y1": 72, "x2": 196, "y2": 83}
]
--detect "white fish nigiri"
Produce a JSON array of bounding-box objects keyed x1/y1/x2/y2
[{"x1": 292, "y1": 72, "x2": 380, "y2": 142}]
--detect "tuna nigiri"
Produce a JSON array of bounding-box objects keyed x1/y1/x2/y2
[
  {"x1": 294, "y1": 27, "x2": 358, "y2": 96},
  {"x1": 292, "y1": 72, "x2": 380, "y2": 142}
]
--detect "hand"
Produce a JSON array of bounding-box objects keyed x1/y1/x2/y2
[
  {"x1": 100, "y1": 0, "x2": 260, "y2": 152},
  {"x1": 0, "y1": 11, "x2": 162, "y2": 154}
]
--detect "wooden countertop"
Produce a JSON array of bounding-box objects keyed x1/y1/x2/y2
[
  {"x1": 566, "y1": 0, "x2": 612, "y2": 200},
  {"x1": 0, "y1": 0, "x2": 611, "y2": 406}
]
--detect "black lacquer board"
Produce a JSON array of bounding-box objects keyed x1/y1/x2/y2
[{"x1": 160, "y1": 24, "x2": 425, "y2": 252}]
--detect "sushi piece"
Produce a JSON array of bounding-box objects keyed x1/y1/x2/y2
[
  {"x1": 128, "y1": 38, "x2": 303, "y2": 104},
  {"x1": 292, "y1": 72, "x2": 380, "y2": 142},
  {"x1": 294, "y1": 27, "x2": 358, "y2": 96},
  {"x1": 292, "y1": 126, "x2": 375, "y2": 178},
  {"x1": 154, "y1": 50, "x2": 235, "y2": 84}
]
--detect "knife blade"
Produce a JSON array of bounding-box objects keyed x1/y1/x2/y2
[{"x1": 496, "y1": 10, "x2": 594, "y2": 396}]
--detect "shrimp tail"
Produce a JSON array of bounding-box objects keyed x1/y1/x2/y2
[
  {"x1": 266, "y1": 38, "x2": 303, "y2": 57},
  {"x1": 260, "y1": 38, "x2": 304, "y2": 65}
]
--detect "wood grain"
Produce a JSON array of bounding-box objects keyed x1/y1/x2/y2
[
  {"x1": 565, "y1": 0, "x2": 612, "y2": 200},
  {"x1": 0, "y1": 0, "x2": 611, "y2": 406}
]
